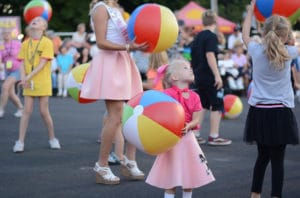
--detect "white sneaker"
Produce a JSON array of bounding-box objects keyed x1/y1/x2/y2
[
  {"x1": 14, "y1": 109, "x2": 23, "y2": 118},
  {"x1": 57, "y1": 90, "x2": 62, "y2": 97},
  {"x1": 13, "y1": 140, "x2": 24, "y2": 153},
  {"x1": 228, "y1": 77, "x2": 238, "y2": 90},
  {"x1": 49, "y1": 138, "x2": 61, "y2": 149},
  {"x1": 0, "y1": 109, "x2": 4, "y2": 118},
  {"x1": 236, "y1": 77, "x2": 244, "y2": 90},
  {"x1": 63, "y1": 90, "x2": 68, "y2": 98}
]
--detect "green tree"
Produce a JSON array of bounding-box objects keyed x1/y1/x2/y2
[{"x1": 0, "y1": 0, "x2": 263, "y2": 33}]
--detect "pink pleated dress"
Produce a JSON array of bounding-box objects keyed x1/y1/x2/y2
[
  {"x1": 80, "y1": 2, "x2": 142, "y2": 100},
  {"x1": 146, "y1": 86, "x2": 215, "y2": 189}
]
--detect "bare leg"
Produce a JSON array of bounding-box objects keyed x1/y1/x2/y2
[
  {"x1": 114, "y1": 129, "x2": 125, "y2": 160},
  {"x1": 209, "y1": 110, "x2": 222, "y2": 137},
  {"x1": 39, "y1": 96, "x2": 55, "y2": 139},
  {"x1": 101, "y1": 113, "x2": 124, "y2": 160},
  {"x1": 8, "y1": 80, "x2": 23, "y2": 110},
  {"x1": 18, "y1": 96, "x2": 34, "y2": 142},
  {"x1": 98, "y1": 100, "x2": 124, "y2": 167},
  {"x1": 0, "y1": 77, "x2": 19, "y2": 110},
  {"x1": 125, "y1": 142, "x2": 136, "y2": 161}
]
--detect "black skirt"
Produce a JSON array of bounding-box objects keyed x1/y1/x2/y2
[{"x1": 244, "y1": 106, "x2": 299, "y2": 145}]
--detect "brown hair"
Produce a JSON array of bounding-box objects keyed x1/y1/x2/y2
[
  {"x1": 263, "y1": 15, "x2": 291, "y2": 70},
  {"x1": 202, "y1": 10, "x2": 217, "y2": 26},
  {"x1": 148, "y1": 51, "x2": 169, "y2": 70}
]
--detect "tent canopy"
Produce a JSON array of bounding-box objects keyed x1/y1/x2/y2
[{"x1": 177, "y1": 1, "x2": 236, "y2": 34}]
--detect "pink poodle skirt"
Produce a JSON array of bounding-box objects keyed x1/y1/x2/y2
[
  {"x1": 80, "y1": 49, "x2": 143, "y2": 100},
  {"x1": 146, "y1": 132, "x2": 215, "y2": 189}
]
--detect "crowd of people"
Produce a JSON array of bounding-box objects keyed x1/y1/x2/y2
[{"x1": 0, "y1": 0, "x2": 299, "y2": 197}]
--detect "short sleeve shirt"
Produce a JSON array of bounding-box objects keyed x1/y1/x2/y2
[
  {"x1": 0, "y1": 40, "x2": 22, "y2": 71},
  {"x1": 247, "y1": 41, "x2": 298, "y2": 107},
  {"x1": 164, "y1": 86, "x2": 202, "y2": 124},
  {"x1": 191, "y1": 30, "x2": 218, "y2": 86},
  {"x1": 18, "y1": 36, "x2": 54, "y2": 96}
]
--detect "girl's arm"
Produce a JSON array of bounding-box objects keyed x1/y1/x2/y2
[
  {"x1": 182, "y1": 111, "x2": 201, "y2": 133},
  {"x1": 242, "y1": 0, "x2": 256, "y2": 47},
  {"x1": 92, "y1": 6, "x2": 148, "y2": 51},
  {"x1": 25, "y1": 58, "x2": 48, "y2": 81}
]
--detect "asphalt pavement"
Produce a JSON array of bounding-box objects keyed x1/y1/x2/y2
[{"x1": 0, "y1": 96, "x2": 299, "y2": 198}]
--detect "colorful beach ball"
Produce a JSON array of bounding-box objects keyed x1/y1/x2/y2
[
  {"x1": 127, "y1": 4, "x2": 179, "y2": 53},
  {"x1": 66, "y1": 63, "x2": 97, "y2": 104},
  {"x1": 122, "y1": 90, "x2": 185, "y2": 155},
  {"x1": 254, "y1": 0, "x2": 300, "y2": 24},
  {"x1": 223, "y1": 94, "x2": 243, "y2": 119},
  {"x1": 23, "y1": 0, "x2": 52, "y2": 24}
]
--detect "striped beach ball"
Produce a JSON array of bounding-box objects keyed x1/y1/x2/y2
[
  {"x1": 223, "y1": 94, "x2": 243, "y2": 119},
  {"x1": 66, "y1": 63, "x2": 97, "y2": 104},
  {"x1": 122, "y1": 90, "x2": 185, "y2": 155},
  {"x1": 23, "y1": 0, "x2": 52, "y2": 24},
  {"x1": 254, "y1": 0, "x2": 300, "y2": 24},
  {"x1": 127, "y1": 4, "x2": 179, "y2": 53}
]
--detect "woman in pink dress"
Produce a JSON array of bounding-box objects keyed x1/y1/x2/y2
[
  {"x1": 146, "y1": 59, "x2": 215, "y2": 198},
  {"x1": 81, "y1": 0, "x2": 148, "y2": 185}
]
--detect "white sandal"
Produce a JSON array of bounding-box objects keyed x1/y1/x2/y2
[
  {"x1": 94, "y1": 162, "x2": 120, "y2": 185},
  {"x1": 120, "y1": 156, "x2": 144, "y2": 180}
]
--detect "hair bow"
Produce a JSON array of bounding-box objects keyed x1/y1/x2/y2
[{"x1": 153, "y1": 64, "x2": 168, "y2": 86}]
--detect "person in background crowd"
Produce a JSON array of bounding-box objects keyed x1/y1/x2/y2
[{"x1": 0, "y1": 28, "x2": 23, "y2": 118}]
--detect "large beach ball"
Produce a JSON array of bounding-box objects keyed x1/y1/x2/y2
[
  {"x1": 223, "y1": 94, "x2": 243, "y2": 119},
  {"x1": 254, "y1": 0, "x2": 300, "y2": 24},
  {"x1": 127, "y1": 4, "x2": 179, "y2": 53},
  {"x1": 66, "y1": 63, "x2": 97, "y2": 104},
  {"x1": 122, "y1": 90, "x2": 185, "y2": 155},
  {"x1": 23, "y1": 0, "x2": 52, "y2": 24}
]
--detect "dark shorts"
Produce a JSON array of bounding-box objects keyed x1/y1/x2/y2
[{"x1": 195, "y1": 84, "x2": 224, "y2": 111}]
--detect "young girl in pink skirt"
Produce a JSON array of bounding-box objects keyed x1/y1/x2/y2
[{"x1": 146, "y1": 59, "x2": 215, "y2": 198}]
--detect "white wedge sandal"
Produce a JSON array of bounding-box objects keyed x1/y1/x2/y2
[
  {"x1": 120, "y1": 156, "x2": 145, "y2": 180},
  {"x1": 94, "y1": 162, "x2": 120, "y2": 185}
]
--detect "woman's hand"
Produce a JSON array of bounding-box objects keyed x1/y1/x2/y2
[
  {"x1": 129, "y1": 42, "x2": 149, "y2": 52},
  {"x1": 128, "y1": 37, "x2": 149, "y2": 52}
]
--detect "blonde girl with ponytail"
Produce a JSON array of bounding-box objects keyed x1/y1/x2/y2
[{"x1": 243, "y1": 1, "x2": 299, "y2": 198}]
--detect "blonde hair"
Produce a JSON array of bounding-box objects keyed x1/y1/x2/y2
[
  {"x1": 202, "y1": 10, "x2": 217, "y2": 26},
  {"x1": 148, "y1": 51, "x2": 169, "y2": 70},
  {"x1": 263, "y1": 15, "x2": 291, "y2": 70},
  {"x1": 163, "y1": 59, "x2": 190, "y2": 88}
]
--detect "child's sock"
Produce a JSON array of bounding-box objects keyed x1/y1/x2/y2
[
  {"x1": 182, "y1": 191, "x2": 192, "y2": 198},
  {"x1": 210, "y1": 133, "x2": 218, "y2": 138},
  {"x1": 164, "y1": 192, "x2": 175, "y2": 198}
]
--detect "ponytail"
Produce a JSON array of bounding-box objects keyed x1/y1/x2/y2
[{"x1": 263, "y1": 15, "x2": 291, "y2": 70}]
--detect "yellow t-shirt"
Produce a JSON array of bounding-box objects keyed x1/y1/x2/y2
[{"x1": 18, "y1": 36, "x2": 54, "y2": 96}]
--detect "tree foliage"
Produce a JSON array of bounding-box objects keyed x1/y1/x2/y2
[{"x1": 0, "y1": 0, "x2": 253, "y2": 32}]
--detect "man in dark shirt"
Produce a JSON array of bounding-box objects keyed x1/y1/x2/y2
[{"x1": 191, "y1": 10, "x2": 232, "y2": 146}]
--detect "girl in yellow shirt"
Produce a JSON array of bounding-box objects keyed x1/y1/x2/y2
[{"x1": 13, "y1": 16, "x2": 60, "y2": 153}]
